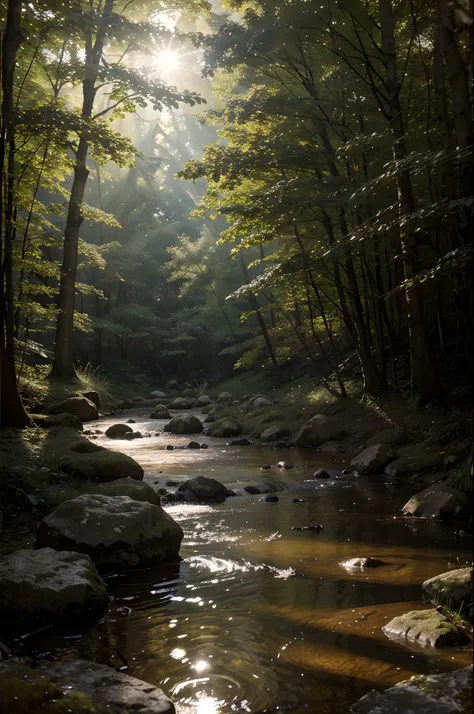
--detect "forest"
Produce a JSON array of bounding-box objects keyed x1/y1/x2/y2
[{"x1": 0, "y1": 1, "x2": 473, "y2": 713}]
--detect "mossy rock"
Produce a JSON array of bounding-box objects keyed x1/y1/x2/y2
[
  {"x1": 422, "y1": 567, "x2": 473, "y2": 613},
  {"x1": 59, "y1": 450, "x2": 143, "y2": 483},
  {"x1": 208, "y1": 417, "x2": 242, "y2": 438}
]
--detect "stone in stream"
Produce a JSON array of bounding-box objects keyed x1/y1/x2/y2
[
  {"x1": 177, "y1": 476, "x2": 234, "y2": 502},
  {"x1": 47, "y1": 396, "x2": 99, "y2": 422},
  {"x1": 295, "y1": 414, "x2": 346, "y2": 448},
  {"x1": 127, "y1": 418, "x2": 136, "y2": 423},
  {"x1": 151, "y1": 390, "x2": 166, "y2": 398},
  {"x1": 166, "y1": 480, "x2": 179, "y2": 487},
  {"x1": 36, "y1": 494, "x2": 183, "y2": 570},
  {"x1": 260, "y1": 426, "x2": 290, "y2": 442},
  {"x1": 94, "y1": 478, "x2": 161, "y2": 506},
  {"x1": 340, "y1": 557, "x2": 384, "y2": 569},
  {"x1": 350, "y1": 665, "x2": 473, "y2": 713},
  {"x1": 59, "y1": 448, "x2": 144, "y2": 483},
  {"x1": 0, "y1": 659, "x2": 175, "y2": 714},
  {"x1": 402, "y1": 482, "x2": 470, "y2": 519},
  {"x1": 81, "y1": 390, "x2": 101, "y2": 409},
  {"x1": 105, "y1": 423, "x2": 133, "y2": 439},
  {"x1": 123, "y1": 431, "x2": 143, "y2": 440},
  {"x1": 201, "y1": 443, "x2": 209, "y2": 449},
  {"x1": 260, "y1": 494, "x2": 279, "y2": 503},
  {"x1": 209, "y1": 417, "x2": 242, "y2": 437},
  {"x1": 292, "y1": 498, "x2": 306, "y2": 503},
  {"x1": 313, "y1": 468, "x2": 331, "y2": 479},
  {"x1": 260, "y1": 464, "x2": 272, "y2": 470},
  {"x1": 292, "y1": 524, "x2": 323, "y2": 532},
  {"x1": 229, "y1": 437, "x2": 253, "y2": 446},
  {"x1": 150, "y1": 408, "x2": 171, "y2": 419},
  {"x1": 164, "y1": 414, "x2": 203, "y2": 434},
  {"x1": 187, "y1": 441, "x2": 201, "y2": 449},
  {"x1": 277, "y1": 461, "x2": 294, "y2": 469},
  {"x1": 351, "y1": 444, "x2": 395, "y2": 475},
  {"x1": 0, "y1": 548, "x2": 109, "y2": 633},
  {"x1": 169, "y1": 397, "x2": 192, "y2": 409},
  {"x1": 422, "y1": 567, "x2": 473, "y2": 612},
  {"x1": 382, "y1": 608, "x2": 468, "y2": 647}
]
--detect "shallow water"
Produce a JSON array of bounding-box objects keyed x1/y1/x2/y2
[{"x1": 33, "y1": 408, "x2": 473, "y2": 713}]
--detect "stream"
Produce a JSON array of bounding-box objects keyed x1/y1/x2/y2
[{"x1": 31, "y1": 407, "x2": 473, "y2": 713}]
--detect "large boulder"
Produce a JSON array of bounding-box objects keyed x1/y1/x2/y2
[
  {"x1": 59, "y1": 449, "x2": 144, "y2": 482},
  {"x1": 163, "y1": 414, "x2": 203, "y2": 434},
  {"x1": 217, "y1": 391, "x2": 232, "y2": 404},
  {"x1": 295, "y1": 414, "x2": 346, "y2": 447},
  {"x1": 197, "y1": 395, "x2": 212, "y2": 406},
  {"x1": 382, "y1": 608, "x2": 467, "y2": 647},
  {"x1": 422, "y1": 567, "x2": 472, "y2": 612},
  {"x1": 177, "y1": 476, "x2": 234, "y2": 502},
  {"x1": 0, "y1": 659, "x2": 175, "y2": 714},
  {"x1": 364, "y1": 426, "x2": 405, "y2": 448},
  {"x1": 169, "y1": 397, "x2": 192, "y2": 409},
  {"x1": 209, "y1": 417, "x2": 242, "y2": 437},
  {"x1": 151, "y1": 390, "x2": 166, "y2": 398},
  {"x1": 82, "y1": 390, "x2": 101, "y2": 409},
  {"x1": 402, "y1": 482, "x2": 470, "y2": 518},
  {"x1": 33, "y1": 412, "x2": 83, "y2": 431},
  {"x1": 351, "y1": 444, "x2": 395, "y2": 474},
  {"x1": 0, "y1": 548, "x2": 108, "y2": 632},
  {"x1": 36, "y1": 494, "x2": 183, "y2": 569},
  {"x1": 47, "y1": 396, "x2": 98, "y2": 422},
  {"x1": 95, "y1": 478, "x2": 161, "y2": 506},
  {"x1": 105, "y1": 423, "x2": 133, "y2": 439},
  {"x1": 350, "y1": 666, "x2": 473, "y2": 713},
  {"x1": 260, "y1": 426, "x2": 290, "y2": 442},
  {"x1": 385, "y1": 441, "x2": 447, "y2": 478}
]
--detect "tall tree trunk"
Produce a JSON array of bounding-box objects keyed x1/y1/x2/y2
[
  {"x1": 0, "y1": 0, "x2": 30, "y2": 428},
  {"x1": 50, "y1": 0, "x2": 115, "y2": 380},
  {"x1": 240, "y1": 255, "x2": 279, "y2": 369},
  {"x1": 378, "y1": 0, "x2": 444, "y2": 402}
]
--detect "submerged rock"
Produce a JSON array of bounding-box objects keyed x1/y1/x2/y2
[
  {"x1": 402, "y1": 483, "x2": 470, "y2": 518},
  {"x1": 177, "y1": 476, "x2": 234, "y2": 502},
  {"x1": 59, "y1": 449, "x2": 143, "y2": 482},
  {"x1": 422, "y1": 567, "x2": 473, "y2": 612},
  {"x1": 105, "y1": 423, "x2": 133, "y2": 439},
  {"x1": 260, "y1": 494, "x2": 279, "y2": 503},
  {"x1": 340, "y1": 557, "x2": 384, "y2": 569},
  {"x1": 209, "y1": 417, "x2": 242, "y2": 437},
  {"x1": 350, "y1": 665, "x2": 473, "y2": 713},
  {"x1": 277, "y1": 461, "x2": 294, "y2": 469},
  {"x1": 164, "y1": 414, "x2": 203, "y2": 434},
  {"x1": 47, "y1": 396, "x2": 98, "y2": 422},
  {"x1": 229, "y1": 437, "x2": 252, "y2": 446},
  {"x1": 0, "y1": 548, "x2": 108, "y2": 632},
  {"x1": 351, "y1": 444, "x2": 395, "y2": 474},
  {"x1": 295, "y1": 414, "x2": 346, "y2": 447},
  {"x1": 36, "y1": 494, "x2": 183, "y2": 569},
  {"x1": 382, "y1": 608, "x2": 468, "y2": 647},
  {"x1": 0, "y1": 659, "x2": 176, "y2": 714}
]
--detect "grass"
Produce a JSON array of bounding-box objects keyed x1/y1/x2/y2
[{"x1": 1, "y1": 675, "x2": 103, "y2": 714}]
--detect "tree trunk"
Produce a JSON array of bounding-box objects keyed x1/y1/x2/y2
[
  {"x1": 240, "y1": 255, "x2": 279, "y2": 369},
  {"x1": 50, "y1": 0, "x2": 115, "y2": 379},
  {"x1": 378, "y1": 0, "x2": 444, "y2": 402},
  {"x1": 0, "y1": 0, "x2": 30, "y2": 428}
]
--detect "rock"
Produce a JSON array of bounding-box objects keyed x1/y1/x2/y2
[
  {"x1": 82, "y1": 390, "x2": 101, "y2": 409},
  {"x1": 364, "y1": 426, "x2": 405, "y2": 448},
  {"x1": 164, "y1": 414, "x2": 203, "y2": 434},
  {"x1": 422, "y1": 567, "x2": 473, "y2": 611},
  {"x1": 197, "y1": 395, "x2": 212, "y2": 406},
  {"x1": 217, "y1": 391, "x2": 232, "y2": 403},
  {"x1": 105, "y1": 423, "x2": 133, "y2": 439},
  {"x1": 201, "y1": 443, "x2": 209, "y2": 449},
  {"x1": 166, "y1": 480, "x2": 178, "y2": 487},
  {"x1": 260, "y1": 494, "x2": 279, "y2": 502},
  {"x1": 351, "y1": 444, "x2": 395, "y2": 474},
  {"x1": 385, "y1": 441, "x2": 447, "y2": 477},
  {"x1": 350, "y1": 666, "x2": 473, "y2": 714},
  {"x1": 277, "y1": 461, "x2": 294, "y2": 469},
  {"x1": 188, "y1": 441, "x2": 201, "y2": 449},
  {"x1": 209, "y1": 417, "x2": 242, "y2": 438},
  {"x1": 182, "y1": 388, "x2": 195, "y2": 397},
  {"x1": 0, "y1": 548, "x2": 108, "y2": 632},
  {"x1": 33, "y1": 412, "x2": 84, "y2": 431},
  {"x1": 260, "y1": 464, "x2": 272, "y2": 470},
  {"x1": 169, "y1": 397, "x2": 192, "y2": 409},
  {"x1": 274, "y1": 441, "x2": 292, "y2": 449},
  {"x1": 251, "y1": 395, "x2": 273, "y2": 409},
  {"x1": 292, "y1": 498, "x2": 306, "y2": 503},
  {"x1": 131, "y1": 396, "x2": 145, "y2": 403},
  {"x1": 201, "y1": 404, "x2": 216, "y2": 414},
  {"x1": 67, "y1": 439, "x2": 105, "y2": 454},
  {"x1": 124, "y1": 431, "x2": 142, "y2": 440},
  {"x1": 382, "y1": 608, "x2": 468, "y2": 647},
  {"x1": 229, "y1": 477, "x2": 285, "y2": 495},
  {"x1": 340, "y1": 557, "x2": 384, "y2": 569},
  {"x1": 229, "y1": 437, "x2": 252, "y2": 446},
  {"x1": 59, "y1": 449, "x2": 143, "y2": 483},
  {"x1": 166, "y1": 380, "x2": 179, "y2": 389},
  {"x1": 260, "y1": 426, "x2": 289, "y2": 442},
  {"x1": 244, "y1": 485, "x2": 261, "y2": 495},
  {"x1": 37, "y1": 494, "x2": 183, "y2": 569},
  {"x1": 292, "y1": 524, "x2": 323, "y2": 532},
  {"x1": 313, "y1": 468, "x2": 331, "y2": 479},
  {"x1": 318, "y1": 441, "x2": 342, "y2": 452},
  {"x1": 127, "y1": 418, "x2": 136, "y2": 423},
  {"x1": 95, "y1": 478, "x2": 161, "y2": 506},
  {"x1": 402, "y1": 482, "x2": 470, "y2": 518},
  {"x1": 204, "y1": 408, "x2": 222, "y2": 423},
  {"x1": 47, "y1": 396, "x2": 98, "y2": 422},
  {"x1": 150, "y1": 409, "x2": 171, "y2": 419},
  {"x1": 151, "y1": 390, "x2": 166, "y2": 398},
  {"x1": 342, "y1": 468, "x2": 351, "y2": 475},
  {"x1": 295, "y1": 414, "x2": 346, "y2": 447},
  {"x1": 0, "y1": 659, "x2": 175, "y2": 714},
  {"x1": 177, "y1": 476, "x2": 234, "y2": 502}
]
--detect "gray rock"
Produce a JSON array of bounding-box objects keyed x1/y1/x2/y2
[
  {"x1": 131, "y1": 396, "x2": 145, "y2": 403},
  {"x1": 340, "y1": 557, "x2": 384, "y2": 569},
  {"x1": 351, "y1": 444, "x2": 395, "y2": 474},
  {"x1": 382, "y1": 608, "x2": 468, "y2": 647},
  {"x1": 33, "y1": 412, "x2": 84, "y2": 431},
  {"x1": 260, "y1": 426, "x2": 289, "y2": 442},
  {"x1": 182, "y1": 388, "x2": 195, "y2": 397},
  {"x1": 385, "y1": 441, "x2": 447, "y2": 478},
  {"x1": 402, "y1": 483, "x2": 470, "y2": 518},
  {"x1": 197, "y1": 395, "x2": 212, "y2": 406},
  {"x1": 95, "y1": 478, "x2": 161, "y2": 506},
  {"x1": 59, "y1": 449, "x2": 143, "y2": 482},
  {"x1": 318, "y1": 440, "x2": 342, "y2": 452},
  {"x1": 169, "y1": 397, "x2": 192, "y2": 409},
  {"x1": 201, "y1": 403, "x2": 216, "y2": 415},
  {"x1": 150, "y1": 409, "x2": 171, "y2": 419},
  {"x1": 204, "y1": 408, "x2": 222, "y2": 423},
  {"x1": 251, "y1": 395, "x2": 273, "y2": 409},
  {"x1": 209, "y1": 417, "x2": 242, "y2": 438},
  {"x1": 295, "y1": 414, "x2": 346, "y2": 447},
  {"x1": 422, "y1": 567, "x2": 472, "y2": 611},
  {"x1": 350, "y1": 666, "x2": 473, "y2": 713},
  {"x1": 229, "y1": 437, "x2": 252, "y2": 446},
  {"x1": 217, "y1": 391, "x2": 232, "y2": 403},
  {"x1": 177, "y1": 476, "x2": 233, "y2": 502},
  {"x1": 313, "y1": 468, "x2": 331, "y2": 479},
  {"x1": 188, "y1": 441, "x2": 201, "y2": 449},
  {"x1": 277, "y1": 461, "x2": 294, "y2": 469},
  {"x1": 105, "y1": 423, "x2": 133, "y2": 439},
  {"x1": 37, "y1": 494, "x2": 183, "y2": 569},
  {"x1": 260, "y1": 494, "x2": 279, "y2": 502},
  {"x1": 151, "y1": 390, "x2": 166, "y2": 398},
  {"x1": 365, "y1": 427, "x2": 406, "y2": 448},
  {"x1": 0, "y1": 548, "x2": 108, "y2": 631},
  {"x1": 82, "y1": 390, "x2": 101, "y2": 409},
  {"x1": 47, "y1": 396, "x2": 98, "y2": 422},
  {"x1": 166, "y1": 380, "x2": 179, "y2": 389},
  {"x1": 0, "y1": 659, "x2": 175, "y2": 714},
  {"x1": 163, "y1": 414, "x2": 203, "y2": 434}
]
